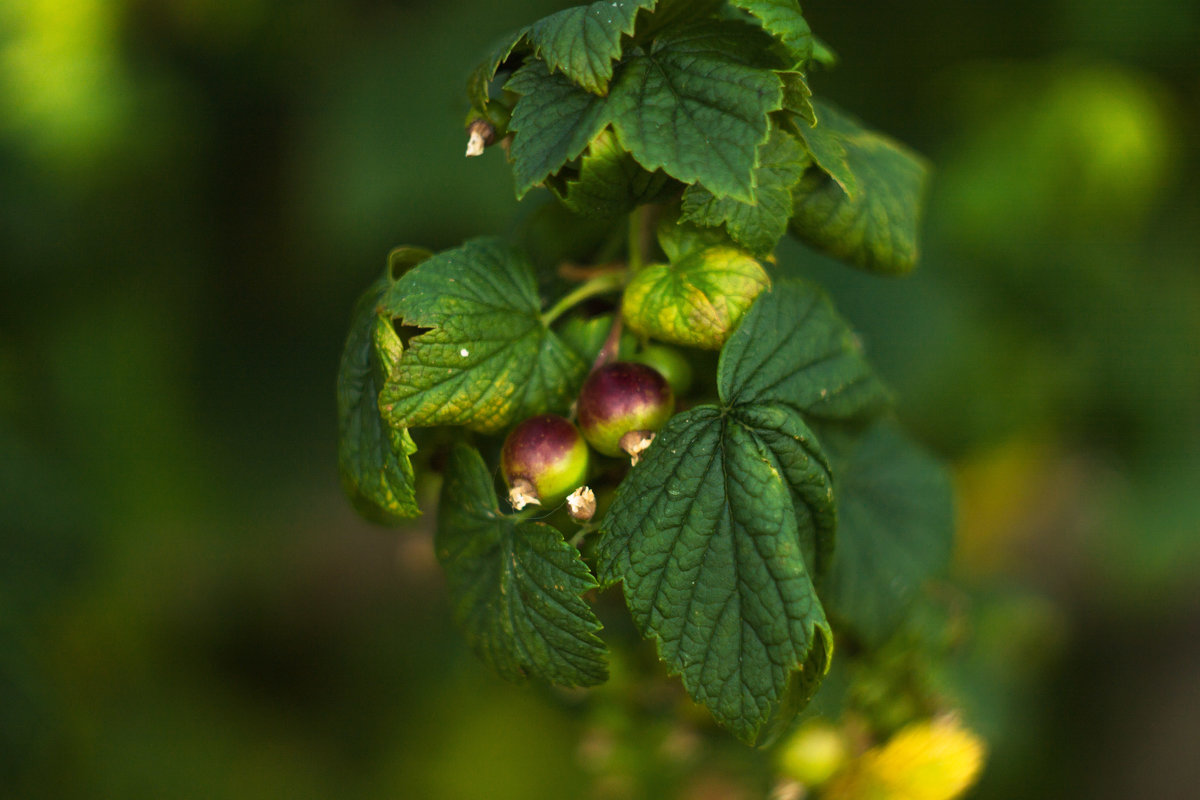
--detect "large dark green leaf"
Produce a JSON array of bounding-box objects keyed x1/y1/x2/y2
[
  {"x1": 790, "y1": 100, "x2": 930, "y2": 274},
  {"x1": 437, "y1": 445, "x2": 608, "y2": 686},
  {"x1": 378, "y1": 238, "x2": 585, "y2": 433},
  {"x1": 597, "y1": 406, "x2": 833, "y2": 744},
  {"x1": 820, "y1": 420, "x2": 955, "y2": 647},
  {"x1": 596, "y1": 279, "x2": 887, "y2": 743},
  {"x1": 336, "y1": 278, "x2": 420, "y2": 523},
  {"x1": 604, "y1": 21, "x2": 784, "y2": 201},
  {"x1": 504, "y1": 21, "x2": 784, "y2": 202},
  {"x1": 719, "y1": 279, "x2": 890, "y2": 421}
]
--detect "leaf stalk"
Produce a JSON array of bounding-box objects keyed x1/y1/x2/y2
[{"x1": 540, "y1": 272, "x2": 625, "y2": 327}]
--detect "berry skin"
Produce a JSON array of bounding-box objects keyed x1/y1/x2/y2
[
  {"x1": 577, "y1": 362, "x2": 674, "y2": 458},
  {"x1": 501, "y1": 414, "x2": 589, "y2": 509}
]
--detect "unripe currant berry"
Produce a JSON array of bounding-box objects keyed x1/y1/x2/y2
[
  {"x1": 577, "y1": 362, "x2": 674, "y2": 460},
  {"x1": 632, "y1": 344, "x2": 694, "y2": 396},
  {"x1": 501, "y1": 414, "x2": 589, "y2": 510},
  {"x1": 777, "y1": 720, "x2": 849, "y2": 788}
]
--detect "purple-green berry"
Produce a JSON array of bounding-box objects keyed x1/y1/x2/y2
[
  {"x1": 501, "y1": 414, "x2": 589, "y2": 509},
  {"x1": 577, "y1": 362, "x2": 674, "y2": 458}
]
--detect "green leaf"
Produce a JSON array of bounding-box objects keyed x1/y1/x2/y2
[
  {"x1": 622, "y1": 245, "x2": 770, "y2": 350},
  {"x1": 526, "y1": 0, "x2": 657, "y2": 94},
  {"x1": 778, "y1": 70, "x2": 816, "y2": 126},
  {"x1": 680, "y1": 126, "x2": 810, "y2": 256},
  {"x1": 505, "y1": 62, "x2": 610, "y2": 199},
  {"x1": 467, "y1": 31, "x2": 528, "y2": 120},
  {"x1": 605, "y1": 21, "x2": 784, "y2": 201},
  {"x1": 790, "y1": 100, "x2": 930, "y2": 274},
  {"x1": 336, "y1": 278, "x2": 420, "y2": 523},
  {"x1": 597, "y1": 279, "x2": 889, "y2": 743},
  {"x1": 810, "y1": 35, "x2": 837, "y2": 68},
  {"x1": 793, "y1": 104, "x2": 856, "y2": 197},
  {"x1": 551, "y1": 129, "x2": 673, "y2": 218},
  {"x1": 597, "y1": 406, "x2": 833, "y2": 744},
  {"x1": 378, "y1": 238, "x2": 585, "y2": 433},
  {"x1": 505, "y1": 21, "x2": 784, "y2": 202},
  {"x1": 436, "y1": 444, "x2": 608, "y2": 687},
  {"x1": 657, "y1": 209, "x2": 737, "y2": 262},
  {"x1": 820, "y1": 420, "x2": 954, "y2": 647},
  {"x1": 729, "y1": 0, "x2": 813, "y2": 65},
  {"x1": 719, "y1": 279, "x2": 889, "y2": 420}
]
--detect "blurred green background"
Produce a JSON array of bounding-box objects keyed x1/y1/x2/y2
[{"x1": 2, "y1": 0, "x2": 1198, "y2": 797}]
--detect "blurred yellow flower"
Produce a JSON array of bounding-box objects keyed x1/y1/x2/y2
[{"x1": 824, "y1": 717, "x2": 986, "y2": 800}]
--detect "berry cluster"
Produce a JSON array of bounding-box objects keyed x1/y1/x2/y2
[{"x1": 500, "y1": 360, "x2": 676, "y2": 517}]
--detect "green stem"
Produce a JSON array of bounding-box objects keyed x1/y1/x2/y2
[
  {"x1": 569, "y1": 523, "x2": 596, "y2": 548},
  {"x1": 540, "y1": 272, "x2": 624, "y2": 327},
  {"x1": 627, "y1": 204, "x2": 658, "y2": 273},
  {"x1": 628, "y1": 211, "x2": 645, "y2": 273}
]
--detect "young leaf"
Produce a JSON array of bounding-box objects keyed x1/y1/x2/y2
[
  {"x1": 719, "y1": 278, "x2": 889, "y2": 421},
  {"x1": 436, "y1": 444, "x2": 608, "y2": 687},
  {"x1": 729, "y1": 0, "x2": 813, "y2": 65},
  {"x1": 378, "y1": 238, "x2": 585, "y2": 434},
  {"x1": 467, "y1": 30, "x2": 528, "y2": 121},
  {"x1": 811, "y1": 34, "x2": 837, "y2": 68},
  {"x1": 597, "y1": 406, "x2": 834, "y2": 744},
  {"x1": 657, "y1": 210, "x2": 737, "y2": 262},
  {"x1": 337, "y1": 279, "x2": 420, "y2": 522},
  {"x1": 820, "y1": 420, "x2": 954, "y2": 648},
  {"x1": 790, "y1": 100, "x2": 930, "y2": 275},
  {"x1": 680, "y1": 126, "x2": 810, "y2": 256},
  {"x1": 621, "y1": 245, "x2": 770, "y2": 350},
  {"x1": 551, "y1": 129, "x2": 673, "y2": 218},
  {"x1": 604, "y1": 21, "x2": 785, "y2": 201},
  {"x1": 526, "y1": 0, "x2": 657, "y2": 94},
  {"x1": 778, "y1": 70, "x2": 816, "y2": 126},
  {"x1": 505, "y1": 63, "x2": 610, "y2": 199}
]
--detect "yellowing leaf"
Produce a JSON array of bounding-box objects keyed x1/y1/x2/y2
[
  {"x1": 621, "y1": 247, "x2": 770, "y2": 350},
  {"x1": 378, "y1": 238, "x2": 585, "y2": 433}
]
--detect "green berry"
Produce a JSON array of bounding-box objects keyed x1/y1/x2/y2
[
  {"x1": 633, "y1": 344, "x2": 694, "y2": 395},
  {"x1": 777, "y1": 720, "x2": 849, "y2": 788}
]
